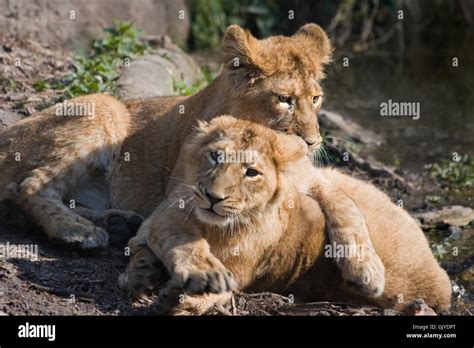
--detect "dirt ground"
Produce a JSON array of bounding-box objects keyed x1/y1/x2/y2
[{"x1": 0, "y1": 211, "x2": 396, "y2": 316}]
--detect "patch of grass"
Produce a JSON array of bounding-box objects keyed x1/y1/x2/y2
[
  {"x1": 173, "y1": 65, "x2": 216, "y2": 96},
  {"x1": 32, "y1": 80, "x2": 50, "y2": 92},
  {"x1": 60, "y1": 21, "x2": 149, "y2": 98},
  {"x1": 424, "y1": 195, "x2": 443, "y2": 204},
  {"x1": 344, "y1": 141, "x2": 363, "y2": 154},
  {"x1": 0, "y1": 78, "x2": 17, "y2": 93},
  {"x1": 427, "y1": 155, "x2": 474, "y2": 189}
]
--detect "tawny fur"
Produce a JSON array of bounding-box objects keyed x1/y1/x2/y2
[
  {"x1": 0, "y1": 94, "x2": 131, "y2": 247},
  {"x1": 143, "y1": 117, "x2": 451, "y2": 315}
]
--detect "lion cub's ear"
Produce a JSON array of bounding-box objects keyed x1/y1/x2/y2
[
  {"x1": 223, "y1": 25, "x2": 264, "y2": 83},
  {"x1": 272, "y1": 133, "x2": 308, "y2": 169},
  {"x1": 293, "y1": 23, "x2": 332, "y2": 66}
]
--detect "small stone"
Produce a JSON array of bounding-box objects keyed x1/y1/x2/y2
[
  {"x1": 458, "y1": 267, "x2": 474, "y2": 292},
  {"x1": 0, "y1": 109, "x2": 22, "y2": 128},
  {"x1": 415, "y1": 206, "x2": 474, "y2": 229},
  {"x1": 399, "y1": 298, "x2": 437, "y2": 316}
]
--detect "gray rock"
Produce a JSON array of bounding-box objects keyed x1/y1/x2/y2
[
  {"x1": 399, "y1": 298, "x2": 437, "y2": 316},
  {"x1": 0, "y1": 0, "x2": 190, "y2": 50},
  {"x1": 319, "y1": 109, "x2": 383, "y2": 146},
  {"x1": 414, "y1": 206, "x2": 474, "y2": 229},
  {"x1": 116, "y1": 45, "x2": 203, "y2": 100},
  {"x1": 0, "y1": 109, "x2": 22, "y2": 129},
  {"x1": 349, "y1": 152, "x2": 410, "y2": 190}
]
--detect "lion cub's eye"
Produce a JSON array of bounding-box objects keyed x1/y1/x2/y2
[
  {"x1": 313, "y1": 95, "x2": 322, "y2": 105},
  {"x1": 278, "y1": 95, "x2": 292, "y2": 104},
  {"x1": 245, "y1": 168, "x2": 261, "y2": 177},
  {"x1": 209, "y1": 151, "x2": 220, "y2": 164}
]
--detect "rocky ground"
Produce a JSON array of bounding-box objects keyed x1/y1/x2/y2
[{"x1": 0, "y1": 36, "x2": 472, "y2": 316}]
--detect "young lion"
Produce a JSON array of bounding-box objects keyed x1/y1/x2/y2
[
  {"x1": 1, "y1": 24, "x2": 380, "y2": 295},
  {"x1": 140, "y1": 116, "x2": 451, "y2": 315}
]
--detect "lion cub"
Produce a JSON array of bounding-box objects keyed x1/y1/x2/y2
[{"x1": 142, "y1": 116, "x2": 451, "y2": 315}]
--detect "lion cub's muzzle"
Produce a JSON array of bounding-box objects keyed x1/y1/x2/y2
[
  {"x1": 302, "y1": 134, "x2": 323, "y2": 154},
  {"x1": 194, "y1": 183, "x2": 240, "y2": 218},
  {"x1": 307, "y1": 140, "x2": 322, "y2": 154}
]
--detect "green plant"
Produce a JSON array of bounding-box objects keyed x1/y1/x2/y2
[
  {"x1": 0, "y1": 78, "x2": 17, "y2": 93},
  {"x1": 173, "y1": 65, "x2": 216, "y2": 96},
  {"x1": 33, "y1": 80, "x2": 50, "y2": 92},
  {"x1": 189, "y1": 0, "x2": 282, "y2": 51},
  {"x1": 428, "y1": 155, "x2": 474, "y2": 189},
  {"x1": 424, "y1": 195, "x2": 443, "y2": 204},
  {"x1": 60, "y1": 21, "x2": 149, "y2": 98},
  {"x1": 188, "y1": 0, "x2": 473, "y2": 52},
  {"x1": 190, "y1": 0, "x2": 227, "y2": 51}
]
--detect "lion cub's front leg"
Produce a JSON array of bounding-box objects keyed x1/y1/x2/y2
[
  {"x1": 308, "y1": 169, "x2": 385, "y2": 297},
  {"x1": 120, "y1": 198, "x2": 236, "y2": 314},
  {"x1": 147, "y1": 220, "x2": 237, "y2": 295},
  {"x1": 145, "y1": 202, "x2": 236, "y2": 313},
  {"x1": 118, "y1": 229, "x2": 168, "y2": 297},
  {"x1": 119, "y1": 229, "x2": 229, "y2": 310}
]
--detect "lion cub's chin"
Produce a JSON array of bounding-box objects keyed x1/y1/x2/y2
[{"x1": 194, "y1": 207, "x2": 238, "y2": 229}]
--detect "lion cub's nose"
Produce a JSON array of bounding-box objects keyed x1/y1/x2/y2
[
  {"x1": 205, "y1": 189, "x2": 226, "y2": 207},
  {"x1": 305, "y1": 136, "x2": 322, "y2": 150}
]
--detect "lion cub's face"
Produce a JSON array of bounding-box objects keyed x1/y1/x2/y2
[
  {"x1": 184, "y1": 116, "x2": 307, "y2": 229},
  {"x1": 222, "y1": 23, "x2": 332, "y2": 152}
]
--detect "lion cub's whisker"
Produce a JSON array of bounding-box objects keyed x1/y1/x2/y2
[
  {"x1": 324, "y1": 135, "x2": 357, "y2": 146},
  {"x1": 322, "y1": 139, "x2": 344, "y2": 158}
]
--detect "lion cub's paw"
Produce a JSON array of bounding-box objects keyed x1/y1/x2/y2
[
  {"x1": 174, "y1": 256, "x2": 237, "y2": 295},
  {"x1": 118, "y1": 246, "x2": 167, "y2": 298},
  {"x1": 118, "y1": 266, "x2": 161, "y2": 298},
  {"x1": 153, "y1": 282, "x2": 231, "y2": 315},
  {"x1": 341, "y1": 247, "x2": 385, "y2": 298},
  {"x1": 106, "y1": 213, "x2": 144, "y2": 244},
  {"x1": 56, "y1": 221, "x2": 108, "y2": 249}
]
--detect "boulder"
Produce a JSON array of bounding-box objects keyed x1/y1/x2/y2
[
  {"x1": 0, "y1": 0, "x2": 190, "y2": 50},
  {"x1": 116, "y1": 38, "x2": 203, "y2": 100}
]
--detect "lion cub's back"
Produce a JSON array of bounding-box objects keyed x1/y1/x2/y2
[{"x1": 0, "y1": 94, "x2": 130, "y2": 192}]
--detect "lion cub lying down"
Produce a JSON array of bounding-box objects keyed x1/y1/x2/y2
[{"x1": 135, "y1": 116, "x2": 451, "y2": 315}]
